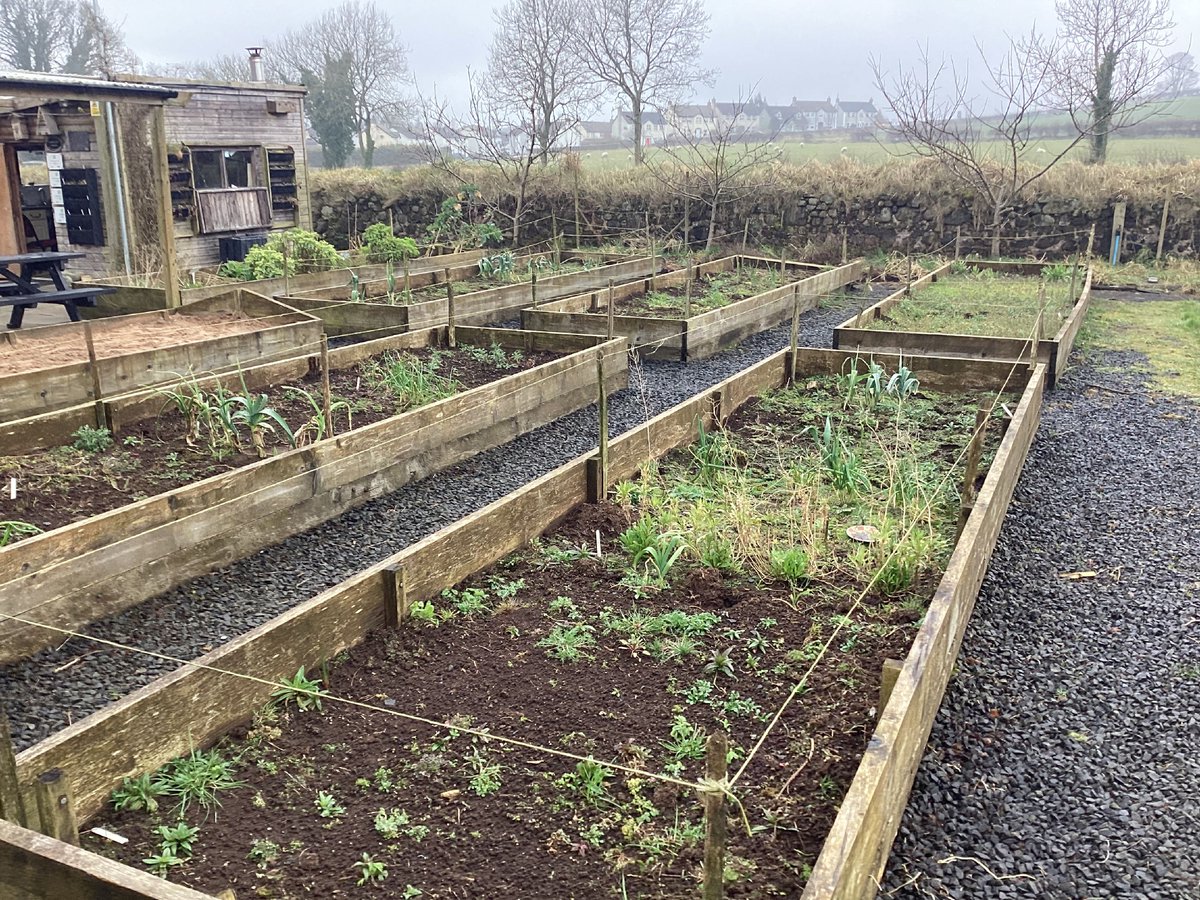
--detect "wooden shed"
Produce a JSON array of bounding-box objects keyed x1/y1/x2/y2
[{"x1": 0, "y1": 63, "x2": 310, "y2": 307}]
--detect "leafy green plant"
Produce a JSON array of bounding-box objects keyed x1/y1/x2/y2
[
  {"x1": 354, "y1": 852, "x2": 388, "y2": 885},
  {"x1": 71, "y1": 425, "x2": 113, "y2": 453},
  {"x1": 362, "y1": 223, "x2": 419, "y2": 264},
  {"x1": 159, "y1": 748, "x2": 242, "y2": 813},
  {"x1": 362, "y1": 351, "x2": 460, "y2": 411},
  {"x1": 478, "y1": 251, "x2": 516, "y2": 279},
  {"x1": 272, "y1": 666, "x2": 328, "y2": 712},
  {"x1": 467, "y1": 749, "x2": 502, "y2": 796},
  {"x1": 1043, "y1": 263, "x2": 1072, "y2": 282},
  {"x1": 155, "y1": 822, "x2": 199, "y2": 857},
  {"x1": 232, "y1": 391, "x2": 294, "y2": 456},
  {"x1": 282, "y1": 386, "x2": 353, "y2": 446},
  {"x1": 837, "y1": 357, "x2": 868, "y2": 409},
  {"x1": 808, "y1": 417, "x2": 869, "y2": 493},
  {"x1": 111, "y1": 773, "x2": 166, "y2": 813},
  {"x1": 886, "y1": 365, "x2": 920, "y2": 402},
  {"x1": 0, "y1": 521, "x2": 41, "y2": 547},
  {"x1": 663, "y1": 715, "x2": 707, "y2": 767},
  {"x1": 702, "y1": 647, "x2": 736, "y2": 678},
  {"x1": 863, "y1": 361, "x2": 887, "y2": 409},
  {"x1": 644, "y1": 537, "x2": 687, "y2": 584},
  {"x1": 408, "y1": 600, "x2": 438, "y2": 625},
  {"x1": 557, "y1": 759, "x2": 611, "y2": 805},
  {"x1": 537, "y1": 623, "x2": 596, "y2": 662},
  {"x1": 143, "y1": 848, "x2": 184, "y2": 877},
  {"x1": 314, "y1": 790, "x2": 345, "y2": 818},
  {"x1": 769, "y1": 546, "x2": 810, "y2": 583},
  {"x1": 374, "y1": 806, "x2": 410, "y2": 839},
  {"x1": 690, "y1": 421, "x2": 732, "y2": 483},
  {"x1": 247, "y1": 838, "x2": 280, "y2": 867},
  {"x1": 619, "y1": 518, "x2": 659, "y2": 563}
]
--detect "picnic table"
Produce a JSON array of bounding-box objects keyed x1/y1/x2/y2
[{"x1": 0, "y1": 251, "x2": 114, "y2": 329}]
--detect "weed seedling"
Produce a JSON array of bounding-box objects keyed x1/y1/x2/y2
[
  {"x1": 354, "y1": 852, "x2": 389, "y2": 885},
  {"x1": 467, "y1": 749, "x2": 503, "y2": 796},
  {"x1": 111, "y1": 773, "x2": 166, "y2": 813},
  {"x1": 537, "y1": 623, "x2": 596, "y2": 662},
  {"x1": 154, "y1": 822, "x2": 199, "y2": 857},
  {"x1": 271, "y1": 666, "x2": 329, "y2": 712},
  {"x1": 72, "y1": 425, "x2": 113, "y2": 453},
  {"x1": 143, "y1": 848, "x2": 184, "y2": 878},
  {"x1": 248, "y1": 838, "x2": 280, "y2": 867},
  {"x1": 160, "y1": 748, "x2": 242, "y2": 813},
  {"x1": 314, "y1": 790, "x2": 345, "y2": 818},
  {"x1": 703, "y1": 647, "x2": 736, "y2": 679}
]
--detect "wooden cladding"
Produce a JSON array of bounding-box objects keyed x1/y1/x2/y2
[{"x1": 196, "y1": 188, "x2": 271, "y2": 234}]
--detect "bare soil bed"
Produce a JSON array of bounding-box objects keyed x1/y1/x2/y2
[
  {"x1": 1, "y1": 344, "x2": 558, "y2": 541},
  {"x1": 84, "y1": 371, "x2": 1013, "y2": 898},
  {"x1": 611, "y1": 268, "x2": 795, "y2": 319},
  {"x1": 0, "y1": 312, "x2": 283, "y2": 376}
]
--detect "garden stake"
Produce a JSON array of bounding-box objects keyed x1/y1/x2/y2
[
  {"x1": 1155, "y1": 191, "x2": 1170, "y2": 263},
  {"x1": 383, "y1": 566, "x2": 407, "y2": 627},
  {"x1": 1037, "y1": 280, "x2": 1047, "y2": 341},
  {"x1": 954, "y1": 226, "x2": 962, "y2": 259},
  {"x1": 531, "y1": 268, "x2": 539, "y2": 307},
  {"x1": 0, "y1": 704, "x2": 28, "y2": 827},
  {"x1": 878, "y1": 659, "x2": 903, "y2": 722},
  {"x1": 81, "y1": 320, "x2": 105, "y2": 430},
  {"x1": 702, "y1": 731, "x2": 729, "y2": 900},
  {"x1": 741, "y1": 218, "x2": 749, "y2": 254},
  {"x1": 1086, "y1": 223, "x2": 1096, "y2": 258},
  {"x1": 597, "y1": 350, "x2": 609, "y2": 500},
  {"x1": 403, "y1": 256, "x2": 411, "y2": 298},
  {"x1": 282, "y1": 239, "x2": 290, "y2": 297},
  {"x1": 683, "y1": 186, "x2": 691, "y2": 251},
  {"x1": 573, "y1": 167, "x2": 581, "y2": 250},
  {"x1": 607, "y1": 279, "x2": 615, "y2": 339},
  {"x1": 447, "y1": 277, "x2": 457, "y2": 349},
  {"x1": 956, "y1": 406, "x2": 990, "y2": 537},
  {"x1": 320, "y1": 335, "x2": 333, "y2": 433},
  {"x1": 34, "y1": 768, "x2": 78, "y2": 846},
  {"x1": 551, "y1": 208, "x2": 558, "y2": 261},
  {"x1": 788, "y1": 284, "x2": 801, "y2": 383},
  {"x1": 1069, "y1": 257, "x2": 1079, "y2": 305},
  {"x1": 685, "y1": 263, "x2": 693, "y2": 318},
  {"x1": 841, "y1": 225, "x2": 848, "y2": 264}
]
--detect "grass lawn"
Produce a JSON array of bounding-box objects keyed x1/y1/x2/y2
[{"x1": 1079, "y1": 299, "x2": 1200, "y2": 397}]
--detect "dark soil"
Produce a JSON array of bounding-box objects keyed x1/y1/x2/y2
[
  {"x1": 611, "y1": 269, "x2": 795, "y2": 319},
  {"x1": 84, "y1": 379, "x2": 1005, "y2": 900},
  {"x1": 357, "y1": 262, "x2": 589, "y2": 305},
  {"x1": 1, "y1": 345, "x2": 559, "y2": 538}
]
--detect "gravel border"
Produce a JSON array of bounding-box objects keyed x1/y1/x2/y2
[
  {"x1": 883, "y1": 350, "x2": 1200, "y2": 899},
  {"x1": 1, "y1": 287, "x2": 889, "y2": 751}
]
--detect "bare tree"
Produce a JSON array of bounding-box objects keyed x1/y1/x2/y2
[
  {"x1": 271, "y1": 0, "x2": 410, "y2": 167},
  {"x1": 873, "y1": 41, "x2": 1089, "y2": 256},
  {"x1": 1032, "y1": 0, "x2": 1177, "y2": 163},
  {"x1": 0, "y1": 0, "x2": 136, "y2": 75},
  {"x1": 147, "y1": 53, "x2": 251, "y2": 83},
  {"x1": 573, "y1": 0, "x2": 712, "y2": 164},
  {"x1": 419, "y1": 69, "x2": 542, "y2": 247},
  {"x1": 647, "y1": 91, "x2": 785, "y2": 250},
  {"x1": 1157, "y1": 50, "x2": 1197, "y2": 96},
  {"x1": 489, "y1": 0, "x2": 598, "y2": 164}
]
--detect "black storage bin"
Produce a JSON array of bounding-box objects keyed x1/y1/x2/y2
[{"x1": 219, "y1": 233, "x2": 269, "y2": 263}]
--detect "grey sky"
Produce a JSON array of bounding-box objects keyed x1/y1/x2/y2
[{"x1": 114, "y1": 0, "x2": 1197, "y2": 111}]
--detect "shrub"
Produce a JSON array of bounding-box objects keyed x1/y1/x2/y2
[
  {"x1": 72, "y1": 425, "x2": 113, "y2": 453},
  {"x1": 362, "y1": 223, "x2": 419, "y2": 264},
  {"x1": 219, "y1": 229, "x2": 343, "y2": 280}
]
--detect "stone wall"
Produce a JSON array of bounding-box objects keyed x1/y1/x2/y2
[{"x1": 312, "y1": 183, "x2": 1198, "y2": 261}]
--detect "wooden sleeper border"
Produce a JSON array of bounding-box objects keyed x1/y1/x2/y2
[
  {"x1": 521, "y1": 256, "x2": 866, "y2": 361},
  {"x1": 0, "y1": 329, "x2": 629, "y2": 665},
  {"x1": 832, "y1": 259, "x2": 1093, "y2": 388},
  {"x1": 1, "y1": 347, "x2": 1043, "y2": 900}
]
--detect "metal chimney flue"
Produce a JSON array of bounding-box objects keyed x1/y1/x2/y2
[{"x1": 247, "y1": 47, "x2": 265, "y2": 82}]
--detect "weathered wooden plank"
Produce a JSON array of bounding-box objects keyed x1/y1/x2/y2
[
  {"x1": 0, "y1": 819, "x2": 216, "y2": 899},
  {"x1": 802, "y1": 364, "x2": 1045, "y2": 900},
  {"x1": 1051, "y1": 266, "x2": 1093, "y2": 383}
]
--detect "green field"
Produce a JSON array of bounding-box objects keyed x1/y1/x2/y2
[{"x1": 579, "y1": 134, "x2": 1200, "y2": 171}]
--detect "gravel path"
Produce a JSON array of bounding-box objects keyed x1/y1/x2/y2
[
  {"x1": 884, "y1": 350, "x2": 1200, "y2": 899},
  {"x1": 0, "y1": 290, "x2": 885, "y2": 751}
]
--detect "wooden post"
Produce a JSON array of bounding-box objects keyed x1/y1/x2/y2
[
  {"x1": 530, "y1": 267, "x2": 539, "y2": 308},
  {"x1": 904, "y1": 238, "x2": 913, "y2": 296},
  {"x1": 606, "y1": 278, "x2": 615, "y2": 340},
  {"x1": 149, "y1": 105, "x2": 181, "y2": 308},
  {"x1": 596, "y1": 350, "x2": 609, "y2": 500},
  {"x1": 701, "y1": 731, "x2": 729, "y2": 900},
  {"x1": 403, "y1": 256, "x2": 411, "y2": 299},
  {"x1": 0, "y1": 705, "x2": 28, "y2": 828},
  {"x1": 878, "y1": 659, "x2": 903, "y2": 719},
  {"x1": 34, "y1": 769, "x2": 78, "y2": 846},
  {"x1": 282, "y1": 238, "x2": 290, "y2": 297},
  {"x1": 81, "y1": 321, "x2": 106, "y2": 430},
  {"x1": 320, "y1": 335, "x2": 333, "y2": 434},
  {"x1": 645, "y1": 210, "x2": 652, "y2": 260},
  {"x1": 573, "y1": 169, "x2": 582, "y2": 250},
  {"x1": 741, "y1": 218, "x2": 749, "y2": 254},
  {"x1": 954, "y1": 225, "x2": 962, "y2": 260},
  {"x1": 841, "y1": 225, "x2": 848, "y2": 264},
  {"x1": 684, "y1": 261, "x2": 693, "y2": 318},
  {"x1": 1069, "y1": 256, "x2": 1079, "y2": 305},
  {"x1": 956, "y1": 406, "x2": 989, "y2": 535},
  {"x1": 1037, "y1": 279, "x2": 1047, "y2": 341},
  {"x1": 788, "y1": 284, "x2": 801, "y2": 383},
  {"x1": 1109, "y1": 202, "x2": 1126, "y2": 266},
  {"x1": 446, "y1": 273, "x2": 457, "y2": 349},
  {"x1": 551, "y1": 208, "x2": 558, "y2": 261},
  {"x1": 683, "y1": 187, "x2": 691, "y2": 252},
  {"x1": 1155, "y1": 192, "x2": 1171, "y2": 263},
  {"x1": 383, "y1": 565, "x2": 407, "y2": 627},
  {"x1": 1086, "y1": 223, "x2": 1096, "y2": 258}
]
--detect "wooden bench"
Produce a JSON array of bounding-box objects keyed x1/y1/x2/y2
[{"x1": 2, "y1": 286, "x2": 114, "y2": 328}]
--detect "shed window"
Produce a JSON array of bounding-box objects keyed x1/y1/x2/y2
[{"x1": 192, "y1": 148, "x2": 258, "y2": 190}]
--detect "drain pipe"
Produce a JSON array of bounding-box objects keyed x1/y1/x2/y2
[{"x1": 104, "y1": 100, "x2": 132, "y2": 277}]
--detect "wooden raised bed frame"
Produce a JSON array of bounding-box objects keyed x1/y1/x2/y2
[
  {"x1": 279, "y1": 254, "x2": 664, "y2": 336},
  {"x1": 521, "y1": 255, "x2": 867, "y2": 360},
  {"x1": 1, "y1": 347, "x2": 1044, "y2": 900},
  {"x1": 832, "y1": 259, "x2": 1093, "y2": 387},
  {"x1": 0, "y1": 291, "x2": 322, "y2": 425},
  {"x1": 0, "y1": 328, "x2": 628, "y2": 665}
]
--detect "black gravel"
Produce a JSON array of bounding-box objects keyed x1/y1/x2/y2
[
  {"x1": 884, "y1": 350, "x2": 1200, "y2": 899},
  {"x1": 1, "y1": 289, "x2": 887, "y2": 751}
]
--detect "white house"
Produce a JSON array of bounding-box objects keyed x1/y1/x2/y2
[
  {"x1": 834, "y1": 99, "x2": 880, "y2": 130},
  {"x1": 611, "y1": 109, "x2": 669, "y2": 145}
]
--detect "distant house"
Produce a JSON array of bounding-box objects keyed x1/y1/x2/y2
[
  {"x1": 571, "y1": 120, "x2": 612, "y2": 145},
  {"x1": 789, "y1": 99, "x2": 838, "y2": 132},
  {"x1": 612, "y1": 109, "x2": 668, "y2": 145},
  {"x1": 835, "y1": 99, "x2": 880, "y2": 130},
  {"x1": 367, "y1": 122, "x2": 423, "y2": 148},
  {"x1": 760, "y1": 104, "x2": 802, "y2": 135}
]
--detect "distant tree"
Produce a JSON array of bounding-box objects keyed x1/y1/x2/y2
[
  {"x1": 148, "y1": 53, "x2": 250, "y2": 82},
  {"x1": 873, "y1": 41, "x2": 1089, "y2": 257},
  {"x1": 0, "y1": 0, "x2": 136, "y2": 75},
  {"x1": 303, "y1": 54, "x2": 357, "y2": 168},
  {"x1": 271, "y1": 0, "x2": 410, "y2": 168},
  {"x1": 645, "y1": 89, "x2": 785, "y2": 250},
  {"x1": 1157, "y1": 51, "x2": 1198, "y2": 96},
  {"x1": 573, "y1": 0, "x2": 712, "y2": 164},
  {"x1": 489, "y1": 0, "x2": 598, "y2": 164},
  {"x1": 1030, "y1": 0, "x2": 1177, "y2": 163}
]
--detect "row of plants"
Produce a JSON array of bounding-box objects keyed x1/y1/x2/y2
[
  {"x1": 85, "y1": 361, "x2": 1008, "y2": 896},
  {"x1": 619, "y1": 265, "x2": 795, "y2": 318}
]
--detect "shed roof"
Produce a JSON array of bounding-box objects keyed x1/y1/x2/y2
[{"x1": 0, "y1": 70, "x2": 176, "y2": 104}]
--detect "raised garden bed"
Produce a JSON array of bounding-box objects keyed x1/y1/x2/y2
[
  {"x1": 0, "y1": 291, "x2": 322, "y2": 425},
  {"x1": 0, "y1": 347, "x2": 1045, "y2": 900},
  {"x1": 834, "y1": 259, "x2": 1093, "y2": 387},
  {"x1": 522, "y1": 256, "x2": 866, "y2": 360},
  {"x1": 0, "y1": 328, "x2": 628, "y2": 665},
  {"x1": 282, "y1": 255, "x2": 665, "y2": 336}
]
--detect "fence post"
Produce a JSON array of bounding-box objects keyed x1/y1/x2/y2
[
  {"x1": 683, "y1": 188, "x2": 691, "y2": 252},
  {"x1": 878, "y1": 659, "x2": 904, "y2": 721},
  {"x1": 1069, "y1": 256, "x2": 1079, "y2": 306},
  {"x1": 595, "y1": 350, "x2": 609, "y2": 502},
  {"x1": 530, "y1": 268, "x2": 539, "y2": 308},
  {"x1": 788, "y1": 284, "x2": 801, "y2": 384},
  {"x1": 0, "y1": 705, "x2": 28, "y2": 828},
  {"x1": 81, "y1": 320, "x2": 106, "y2": 430},
  {"x1": 701, "y1": 731, "x2": 729, "y2": 900},
  {"x1": 35, "y1": 769, "x2": 78, "y2": 846},
  {"x1": 841, "y1": 225, "x2": 848, "y2": 265},
  {"x1": 607, "y1": 279, "x2": 615, "y2": 340},
  {"x1": 1086, "y1": 223, "x2": 1096, "y2": 259},
  {"x1": 954, "y1": 225, "x2": 962, "y2": 260},
  {"x1": 1155, "y1": 192, "x2": 1171, "y2": 263},
  {"x1": 685, "y1": 261, "x2": 693, "y2": 319},
  {"x1": 320, "y1": 335, "x2": 333, "y2": 435},
  {"x1": 574, "y1": 168, "x2": 582, "y2": 250},
  {"x1": 741, "y1": 218, "x2": 749, "y2": 254},
  {"x1": 1037, "y1": 279, "x2": 1047, "y2": 342},
  {"x1": 956, "y1": 406, "x2": 990, "y2": 537},
  {"x1": 446, "y1": 272, "x2": 457, "y2": 349},
  {"x1": 383, "y1": 565, "x2": 407, "y2": 627}
]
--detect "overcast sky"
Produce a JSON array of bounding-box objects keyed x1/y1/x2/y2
[{"x1": 114, "y1": 0, "x2": 1197, "y2": 111}]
